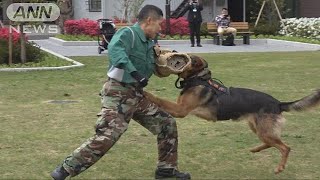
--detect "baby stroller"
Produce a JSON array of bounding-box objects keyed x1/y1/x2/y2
[{"x1": 97, "y1": 19, "x2": 116, "y2": 54}]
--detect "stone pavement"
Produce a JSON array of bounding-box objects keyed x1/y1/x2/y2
[{"x1": 32, "y1": 39, "x2": 320, "y2": 57}]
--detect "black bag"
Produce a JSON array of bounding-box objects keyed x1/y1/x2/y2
[{"x1": 222, "y1": 34, "x2": 235, "y2": 46}]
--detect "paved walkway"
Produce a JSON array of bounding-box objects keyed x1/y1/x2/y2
[{"x1": 32, "y1": 39, "x2": 320, "y2": 57}]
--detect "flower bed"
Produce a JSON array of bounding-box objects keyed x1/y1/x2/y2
[
  {"x1": 0, "y1": 28, "x2": 21, "y2": 43},
  {"x1": 64, "y1": 18, "x2": 99, "y2": 36},
  {"x1": 0, "y1": 27, "x2": 45, "y2": 64},
  {"x1": 63, "y1": 17, "x2": 190, "y2": 37},
  {"x1": 160, "y1": 17, "x2": 189, "y2": 35},
  {"x1": 279, "y1": 18, "x2": 320, "y2": 39}
]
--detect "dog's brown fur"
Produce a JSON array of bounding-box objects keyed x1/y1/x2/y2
[{"x1": 145, "y1": 55, "x2": 320, "y2": 174}]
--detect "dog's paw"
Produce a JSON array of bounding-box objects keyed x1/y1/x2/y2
[
  {"x1": 249, "y1": 148, "x2": 259, "y2": 153},
  {"x1": 274, "y1": 165, "x2": 285, "y2": 174}
]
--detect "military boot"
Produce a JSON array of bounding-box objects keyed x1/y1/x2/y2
[
  {"x1": 50, "y1": 165, "x2": 70, "y2": 180},
  {"x1": 155, "y1": 168, "x2": 191, "y2": 179}
]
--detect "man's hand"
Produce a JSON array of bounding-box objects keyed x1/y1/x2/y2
[{"x1": 130, "y1": 71, "x2": 148, "y2": 88}]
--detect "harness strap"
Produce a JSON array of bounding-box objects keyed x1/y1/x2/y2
[
  {"x1": 208, "y1": 79, "x2": 227, "y2": 93},
  {"x1": 177, "y1": 77, "x2": 228, "y2": 95}
]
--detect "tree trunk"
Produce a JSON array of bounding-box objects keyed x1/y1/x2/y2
[
  {"x1": 20, "y1": 23, "x2": 26, "y2": 64},
  {"x1": 8, "y1": 22, "x2": 13, "y2": 65}
]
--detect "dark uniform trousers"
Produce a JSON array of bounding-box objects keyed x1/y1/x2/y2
[{"x1": 189, "y1": 21, "x2": 201, "y2": 45}]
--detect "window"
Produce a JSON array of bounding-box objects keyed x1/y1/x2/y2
[{"x1": 89, "y1": 0, "x2": 101, "y2": 12}]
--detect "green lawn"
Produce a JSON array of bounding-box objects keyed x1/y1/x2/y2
[{"x1": 0, "y1": 52, "x2": 319, "y2": 179}]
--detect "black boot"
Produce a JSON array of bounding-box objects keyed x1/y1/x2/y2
[
  {"x1": 50, "y1": 165, "x2": 70, "y2": 180},
  {"x1": 155, "y1": 168, "x2": 191, "y2": 179}
]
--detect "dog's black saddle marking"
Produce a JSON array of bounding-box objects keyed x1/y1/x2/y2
[
  {"x1": 214, "y1": 87, "x2": 282, "y2": 120},
  {"x1": 177, "y1": 76, "x2": 282, "y2": 120}
]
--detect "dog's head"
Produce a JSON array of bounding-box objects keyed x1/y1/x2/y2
[
  {"x1": 154, "y1": 47, "x2": 208, "y2": 78},
  {"x1": 178, "y1": 55, "x2": 208, "y2": 79}
]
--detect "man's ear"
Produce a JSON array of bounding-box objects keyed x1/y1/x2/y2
[{"x1": 146, "y1": 17, "x2": 152, "y2": 25}]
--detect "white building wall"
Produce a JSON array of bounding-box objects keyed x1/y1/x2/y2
[
  {"x1": 73, "y1": 0, "x2": 102, "y2": 20},
  {"x1": 75, "y1": 0, "x2": 228, "y2": 22},
  {"x1": 142, "y1": 0, "x2": 166, "y2": 16}
]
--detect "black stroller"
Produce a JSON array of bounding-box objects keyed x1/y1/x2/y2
[{"x1": 97, "y1": 19, "x2": 116, "y2": 54}]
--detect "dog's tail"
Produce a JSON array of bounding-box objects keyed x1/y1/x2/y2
[{"x1": 280, "y1": 89, "x2": 320, "y2": 112}]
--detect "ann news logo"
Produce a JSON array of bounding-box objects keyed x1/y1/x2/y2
[{"x1": 7, "y1": 3, "x2": 60, "y2": 22}]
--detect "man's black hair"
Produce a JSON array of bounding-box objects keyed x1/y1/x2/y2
[
  {"x1": 222, "y1": 8, "x2": 228, "y2": 11},
  {"x1": 137, "y1": 5, "x2": 163, "y2": 22}
]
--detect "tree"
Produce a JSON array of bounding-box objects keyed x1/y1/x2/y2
[
  {"x1": 248, "y1": 0, "x2": 288, "y2": 35},
  {"x1": 116, "y1": 0, "x2": 145, "y2": 23}
]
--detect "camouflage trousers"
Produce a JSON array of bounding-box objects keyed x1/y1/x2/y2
[{"x1": 62, "y1": 79, "x2": 178, "y2": 177}]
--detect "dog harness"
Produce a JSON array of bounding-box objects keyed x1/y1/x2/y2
[
  {"x1": 175, "y1": 69, "x2": 281, "y2": 120},
  {"x1": 175, "y1": 68, "x2": 228, "y2": 96}
]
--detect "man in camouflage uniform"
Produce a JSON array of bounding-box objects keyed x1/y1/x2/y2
[{"x1": 51, "y1": 5, "x2": 191, "y2": 180}]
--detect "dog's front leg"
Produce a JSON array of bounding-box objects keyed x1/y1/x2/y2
[{"x1": 143, "y1": 91, "x2": 199, "y2": 118}]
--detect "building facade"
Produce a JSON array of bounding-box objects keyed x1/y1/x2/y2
[
  {"x1": 1, "y1": 0, "x2": 319, "y2": 25},
  {"x1": 74, "y1": 0, "x2": 229, "y2": 22}
]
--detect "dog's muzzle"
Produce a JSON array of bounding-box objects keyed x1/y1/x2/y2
[{"x1": 154, "y1": 47, "x2": 192, "y2": 77}]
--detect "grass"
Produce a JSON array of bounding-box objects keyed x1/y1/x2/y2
[
  {"x1": 253, "y1": 35, "x2": 320, "y2": 45},
  {"x1": 55, "y1": 34, "x2": 98, "y2": 41},
  {"x1": 0, "y1": 52, "x2": 320, "y2": 179},
  {"x1": 0, "y1": 52, "x2": 74, "y2": 68}
]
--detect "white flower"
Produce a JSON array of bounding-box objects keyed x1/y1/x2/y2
[{"x1": 279, "y1": 17, "x2": 320, "y2": 38}]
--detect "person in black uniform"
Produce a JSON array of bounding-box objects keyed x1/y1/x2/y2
[{"x1": 187, "y1": 0, "x2": 203, "y2": 47}]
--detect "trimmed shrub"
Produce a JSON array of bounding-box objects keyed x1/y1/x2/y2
[
  {"x1": 0, "y1": 28, "x2": 22, "y2": 43},
  {"x1": 0, "y1": 28, "x2": 45, "y2": 64},
  {"x1": 253, "y1": 22, "x2": 281, "y2": 36},
  {"x1": 200, "y1": 22, "x2": 208, "y2": 37},
  {"x1": 160, "y1": 17, "x2": 189, "y2": 36},
  {"x1": 279, "y1": 18, "x2": 320, "y2": 39},
  {"x1": 64, "y1": 18, "x2": 99, "y2": 36}
]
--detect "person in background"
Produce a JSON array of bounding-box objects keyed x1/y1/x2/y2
[
  {"x1": 50, "y1": 5, "x2": 191, "y2": 180},
  {"x1": 187, "y1": 0, "x2": 203, "y2": 47},
  {"x1": 215, "y1": 8, "x2": 237, "y2": 39}
]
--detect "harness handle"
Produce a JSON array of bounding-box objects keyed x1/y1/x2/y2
[
  {"x1": 212, "y1": 77, "x2": 224, "y2": 85},
  {"x1": 175, "y1": 77, "x2": 183, "y2": 89}
]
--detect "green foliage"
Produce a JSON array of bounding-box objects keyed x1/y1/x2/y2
[
  {"x1": 254, "y1": 34, "x2": 320, "y2": 44},
  {"x1": 252, "y1": 22, "x2": 281, "y2": 35},
  {"x1": 0, "y1": 39, "x2": 46, "y2": 64},
  {"x1": 248, "y1": 0, "x2": 288, "y2": 35},
  {"x1": 200, "y1": 22, "x2": 208, "y2": 37}
]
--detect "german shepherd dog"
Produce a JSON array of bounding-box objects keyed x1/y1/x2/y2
[{"x1": 144, "y1": 55, "x2": 320, "y2": 174}]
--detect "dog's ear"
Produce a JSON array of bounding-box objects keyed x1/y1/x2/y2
[{"x1": 190, "y1": 55, "x2": 204, "y2": 68}]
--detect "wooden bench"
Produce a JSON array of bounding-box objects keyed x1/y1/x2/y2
[{"x1": 207, "y1": 22, "x2": 254, "y2": 45}]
